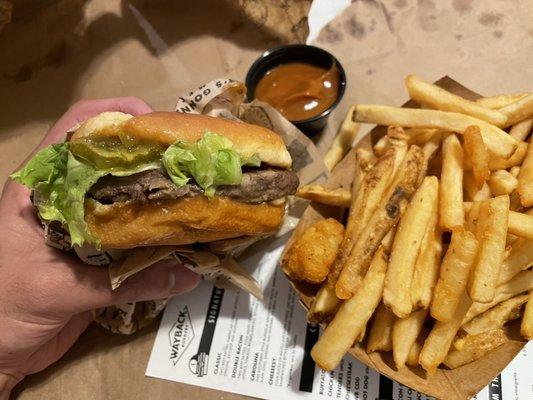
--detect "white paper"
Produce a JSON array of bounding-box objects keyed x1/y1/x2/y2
[{"x1": 146, "y1": 235, "x2": 533, "y2": 400}]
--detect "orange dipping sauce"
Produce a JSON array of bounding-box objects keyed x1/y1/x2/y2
[{"x1": 254, "y1": 62, "x2": 340, "y2": 121}]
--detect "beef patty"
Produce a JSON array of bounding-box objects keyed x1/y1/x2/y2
[{"x1": 89, "y1": 168, "x2": 299, "y2": 205}]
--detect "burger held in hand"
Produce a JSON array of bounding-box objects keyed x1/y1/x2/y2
[{"x1": 12, "y1": 112, "x2": 299, "y2": 249}]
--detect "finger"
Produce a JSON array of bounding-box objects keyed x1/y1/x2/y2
[
  {"x1": 22, "y1": 312, "x2": 93, "y2": 376},
  {"x1": 43, "y1": 259, "x2": 200, "y2": 315}
]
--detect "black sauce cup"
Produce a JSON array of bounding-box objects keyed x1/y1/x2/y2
[{"x1": 245, "y1": 44, "x2": 346, "y2": 136}]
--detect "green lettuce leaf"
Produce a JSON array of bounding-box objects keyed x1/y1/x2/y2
[
  {"x1": 162, "y1": 132, "x2": 259, "y2": 198},
  {"x1": 12, "y1": 145, "x2": 106, "y2": 247}
]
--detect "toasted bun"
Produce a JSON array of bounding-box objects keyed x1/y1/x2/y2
[
  {"x1": 72, "y1": 111, "x2": 292, "y2": 168},
  {"x1": 85, "y1": 196, "x2": 285, "y2": 249}
]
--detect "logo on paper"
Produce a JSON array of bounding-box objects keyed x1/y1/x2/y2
[{"x1": 168, "y1": 306, "x2": 194, "y2": 366}]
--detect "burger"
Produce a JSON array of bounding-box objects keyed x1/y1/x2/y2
[{"x1": 12, "y1": 112, "x2": 299, "y2": 249}]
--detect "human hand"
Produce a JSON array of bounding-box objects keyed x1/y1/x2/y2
[{"x1": 0, "y1": 98, "x2": 200, "y2": 399}]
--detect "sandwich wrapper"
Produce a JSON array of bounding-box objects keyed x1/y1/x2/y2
[
  {"x1": 39, "y1": 78, "x2": 326, "y2": 334},
  {"x1": 283, "y1": 76, "x2": 529, "y2": 400}
]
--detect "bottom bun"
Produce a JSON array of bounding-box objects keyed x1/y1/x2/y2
[{"x1": 85, "y1": 196, "x2": 285, "y2": 249}]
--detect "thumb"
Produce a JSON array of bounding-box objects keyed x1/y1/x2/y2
[{"x1": 51, "y1": 259, "x2": 200, "y2": 315}]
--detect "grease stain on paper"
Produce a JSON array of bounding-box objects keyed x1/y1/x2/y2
[
  {"x1": 452, "y1": 0, "x2": 473, "y2": 13},
  {"x1": 344, "y1": 15, "x2": 366, "y2": 39},
  {"x1": 493, "y1": 30, "x2": 503, "y2": 39},
  {"x1": 478, "y1": 12, "x2": 503, "y2": 26}
]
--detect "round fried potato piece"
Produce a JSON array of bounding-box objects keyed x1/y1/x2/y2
[{"x1": 284, "y1": 218, "x2": 345, "y2": 284}]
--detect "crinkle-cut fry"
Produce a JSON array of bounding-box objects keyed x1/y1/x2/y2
[
  {"x1": 405, "y1": 75, "x2": 508, "y2": 127},
  {"x1": 309, "y1": 149, "x2": 395, "y2": 322},
  {"x1": 311, "y1": 246, "x2": 388, "y2": 371},
  {"x1": 336, "y1": 146, "x2": 424, "y2": 299},
  {"x1": 509, "y1": 118, "x2": 533, "y2": 142},
  {"x1": 384, "y1": 176, "x2": 439, "y2": 317},
  {"x1": 354, "y1": 105, "x2": 517, "y2": 158},
  {"x1": 296, "y1": 185, "x2": 352, "y2": 208},
  {"x1": 420, "y1": 293, "x2": 472, "y2": 374},
  {"x1": 430, "y1": 228, "x2": 478, "y2": 322},
  {"x1": 411, "y1": 206, "x2": 442, "y2": 309},
  {"x1": 468, "y1": 196, "x2": 510, "y2": 303},
  {"x1": 366, "y1": 302, "x2": 396, "y2": 352},
  {"x1": 463, "y1": 270, "x2": 533, "y2": 325},
  {"x1": 521, "y1": 291, "x2": 533, "y2": 339},
  {"x1": 497, "y1": 238, "x2": 533, "y2": 285},
  {"x1": 463, "y1": 125, "x2": 489, "y2": 188},
  {"x1": 475, "y1": 93, "x2": 528, "y2": 109},
  {"x1": 324, "y1": 106, "x2": 359, "y2": 171},
  {"x1": 392, "y1": 309, "x2": 428, "y2": 369},
  {"x1": 444, "y1": 329, "x2": 507, "y2": 369},
  {"x1": 462, "y1": 294, "x2": 529, "y2": 335},
  {"x1": 440, "y1": 134, "x2": 464, "y2": 230},
  {"x1": 488, "y1": 170, "x2": 518, "y2": 196},
  {"x1": 517, "y1": 137, "x2": 533, "y2": 207},
  {"x1": 464, "y1": 172, "x2": 492, "y2": 201},
  {"x1": 499, "y1": 93, "x2": 533, "y2": 128}
]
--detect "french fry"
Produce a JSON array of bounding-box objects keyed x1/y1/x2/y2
[
  {"x1": 465, "y1": 201, "x2": 481, "y2": 233},
  {"x1": 408, "y1": 128, "x2": 440, "y2": 146},
  {"x1": 497, "y1": 238, "x2": 533, "y2": 284},
  {"x1": 462, "y1": 294, "x2": 529, "y2": 335},
  {"x1": 517, "y1": 138, "x2": 533, "y2": 206},
  {"x1": 440, "y1": 134, "x2": 464, "y2": 230},
  {"x1": 354, "y1": 105, "x2": 517, "y2": 158},
  {"x1": 374, "y1": 135, "x2": 389, "y2": 156},
  {"x1": 421, "y1": 131, "x2": 444, "y2": 171},
  {"x1": 509, "y1": 118, "x2": 533, "y2": 142},
  {"x1": 336, "y1": 146, "x2": 424, "y2": 299},
  {"x1": 308, "y1": 149, "x2": 396, "y2": 321},
  {"x1": 392, "y1": 309, "x2": 428, "y2": 369},
  {"x1": 464, "y1": 172, "x2": 492, "y2": 201},
  {"x1": 324, "y1": 106, "x2": 359, "y2": 171},
  {"x1": 499, "y1": 93, "x2": 533, "y2": 128},
  {"x1": 406, "y1": 340, "x2": 423, "y2": 367},
  {"x1": 463, "y1": 125, "x2": 489, "y2": 188},
  {"x1": 311, "y1": 246, "x2": 388, "y2": 371},
  {"x1": 521, "y1": 291, "x2": 533, "y2": 339},
  {"x1": 463, "y1": 270, "x2": 533, "y2": 325},
  {"x1": 411, "y1": 208, "x2": 442, "y2": 309},
  {"x1": 508, "y1": 211, "x2": 533, "y2": 240},
  {"x1": 384, "y1": 176, "x2": 439, "y2": 317},
  {"x1": 444, "y1": 329, "x2": 506, "y2": 369},
  {"x1": 296, "y1": 185, "x2": 351, "y2": 208},
  {"x1": 430, "y1": 228, "x2": 478, "y2": 321},
  {"x1": 510, "y1": 166, "x2": 521, "y2": 177},
  {"x1": 405, "y1": 75, "x2": 508, "y2": 127},
  {"x1": 488, "y1": 170, "x2": 518, "y2": 196},
  {"x1": 420, "y1": 293, "x2": 472, "y2": 374},
  {"x1": 366, "y1": 302, "x2": 396, "y2": 352},
  {"x1": 468, "y1": 196, "x2": 510, "y2": 303},
  {"x1": 475, "y1": 93, "x2": 528, "y2": 109},
  {"x1": 488, "y1": 141, "x2": 528, "y2": 170},
  {"x1": 355, "y1": 147, "x2": 378, "y2": 173}
]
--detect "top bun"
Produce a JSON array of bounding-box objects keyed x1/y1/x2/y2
[{"x1": 72, "y1": 111, "x2": 292, "y2": 169}]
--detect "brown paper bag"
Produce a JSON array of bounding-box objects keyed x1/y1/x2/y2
[{"x1": 282, "y1": 76, "x2": 527, "y2": 400}]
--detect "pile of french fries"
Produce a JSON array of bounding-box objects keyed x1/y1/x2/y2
[{"x1": 291, "y1": 75, "x2": 533, "y2": 374}]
